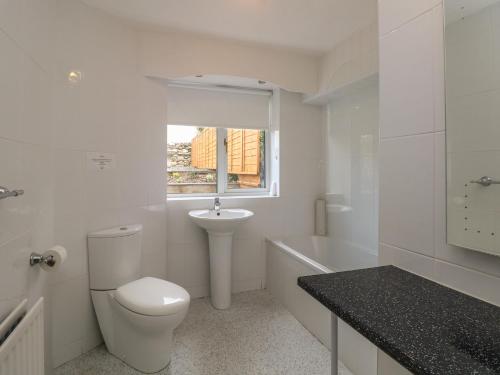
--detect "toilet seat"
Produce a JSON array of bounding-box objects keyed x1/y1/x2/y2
[{"x1": 115, "y1": 277, "x2": 190, "y2": 316}]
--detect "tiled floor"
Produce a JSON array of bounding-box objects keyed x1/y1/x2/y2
[{"x1": 54, "y1": 290, "x2": 351, "y2": 375}]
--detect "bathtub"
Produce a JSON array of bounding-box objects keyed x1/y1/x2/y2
[{"x1": 266, "y1": 236, "x2": 378, "y2": 375}]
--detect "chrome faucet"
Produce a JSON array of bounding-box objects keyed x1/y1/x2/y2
[{"x1": 213, "y1": 197, "x2": 221, "y2": 214}]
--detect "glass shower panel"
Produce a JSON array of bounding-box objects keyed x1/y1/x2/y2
[{"x1": 326, "y1": 82, "x2": 379, "y2": 257}]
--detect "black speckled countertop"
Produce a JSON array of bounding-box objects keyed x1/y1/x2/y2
[{"x1": 298, "y1": 265, "x2": 500, "y2": 375}]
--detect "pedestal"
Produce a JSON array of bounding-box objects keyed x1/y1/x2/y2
[{"x1": 207, "y1": 231, "x2": 233, "y2": 309}]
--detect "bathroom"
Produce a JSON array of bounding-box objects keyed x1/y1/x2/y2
[{"x1": 0, "y1": 0, "x2": 499, "y2": 374}]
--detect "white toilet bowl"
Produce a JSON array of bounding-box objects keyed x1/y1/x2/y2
[
  {"x1": 87, "y1": 225, "x2": 190, "y2": 374},
  {"x1": 91, "y1": 277, "x2": 190, "y2": 373}
]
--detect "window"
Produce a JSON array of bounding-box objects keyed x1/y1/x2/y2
[
  {"x1": 167, "y1": 125, "x2": 217, "y2": 195},
  {"x1": 167, "y1": 126, "x2": 269, "y2": 195},
  {"x1": 166, "y1": 84, "x2": 275, "y2": 197},
  {"x1": 226, "y1": 128, "x2": 266, "y2": 190}
]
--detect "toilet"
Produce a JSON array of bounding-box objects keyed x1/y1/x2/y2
[{"x1": 87, "y1": 224, "x2": 190, "y2": 373}]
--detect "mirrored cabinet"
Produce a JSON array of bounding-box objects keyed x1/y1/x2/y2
[{"x1": 445, "y1": 0, "x2": 500, "y2": 256}]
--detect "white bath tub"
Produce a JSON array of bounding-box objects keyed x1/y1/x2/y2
[{"x1": 266, "y1": 236, "x2": 378, "y2": 375}]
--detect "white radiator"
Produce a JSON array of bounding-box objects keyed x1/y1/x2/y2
[{"x1": 0, "y1": 298, "x2": 44, "y2": 375}]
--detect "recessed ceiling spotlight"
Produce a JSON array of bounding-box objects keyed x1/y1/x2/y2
[
  {"x1": 258, "y1": 80, "x2": 266, "y2": 85},
  {"x1": 68, "y1": 70, "x2": 82, "y2": 84}
]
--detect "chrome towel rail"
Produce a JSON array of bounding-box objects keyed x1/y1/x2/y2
[
  {"x1": 470, "y1": 176, "x2": 500, "y2": 187},
  {"x1": 0, "y1": 186, "x2": 24, "y2": 200}
]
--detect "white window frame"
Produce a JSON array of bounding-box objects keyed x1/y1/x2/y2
[
  {"x1": 219, "y1": 127, "x2": 271, "y2": 196},
  {"x1": 167, "y1": 126, "x2": 273, "y2": 199}
]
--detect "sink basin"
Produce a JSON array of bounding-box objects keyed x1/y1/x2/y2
[
  {"x1": 188, "y1": 208, "x2": 254, "y2": 310},
  {"x1": 188, "y1": 209, "x2": 254, "y2": 234}
]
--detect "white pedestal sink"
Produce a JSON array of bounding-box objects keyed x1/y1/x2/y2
[{"x1": 189, "y1": 208, "x2": 254, "y2": 309}]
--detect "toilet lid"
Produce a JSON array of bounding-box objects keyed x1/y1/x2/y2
[{"x1": 115, "y1": 277, "x2": 190, "y2": 316}]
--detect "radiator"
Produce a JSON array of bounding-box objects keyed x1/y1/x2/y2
[{"x1": 0, "y1": 298, "x2": 44, "y2": 375}]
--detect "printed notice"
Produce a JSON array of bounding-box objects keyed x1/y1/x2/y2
[{"x1": 86, "y1": 152, "x2": 116, "y2": 171}]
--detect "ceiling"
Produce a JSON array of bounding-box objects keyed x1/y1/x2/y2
[{"x1": 81, "y1": 0, "x2": 377, "y2": 54}]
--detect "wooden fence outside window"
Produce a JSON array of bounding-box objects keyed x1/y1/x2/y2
[{"x1": 191, "y1": 128, "x2": 262, "y2": 187}]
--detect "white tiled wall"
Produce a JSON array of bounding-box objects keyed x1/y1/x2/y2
[
  {"x1": 378, "y1": 2, "x2": 500, "y2": 373},
  {"x1": 318, "y1": 22, "x2": 379, "y2": 94},
  {"x1": 138, "y1": 29, "x2": 320, "y2": 95},
  {"x1": 0, "y1": 0, "x2": 55, "y2": 373},
  {"x1": 1, "y1": 1, "x2": 326, "y2": 371},
  {"x1": 166, "y1": 90, "x2": 325, "y2": 298},
  {"x1": 49, "y1": 0, "x2": 169, "y2": 367},
  {"x1": 378, "y1": 0, "x2": 442, "y2": 36},
  {"x1": 378, "y1": 0, "x2": 500, "y2": 310},
  {"x1": 1, "y1": 0, "x2": 170, "y2": 370}
]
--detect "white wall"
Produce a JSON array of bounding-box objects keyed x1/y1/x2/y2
[
  {"x1": 139, "y1": 29, "x2": 320, "y2": 94},
  {"x1": 49, "y1": 4, "x2": 325, "y2": 365},
  {"x1": 378, "y1": 0, "x2": 500, "y2": 308},
  {"x1": 0, "y1": 0, "x2": 55, "y2": 372},
  {"x1": 166, "y1": 90, "x2": 325, "y2": 298},
  {"x1": 0, "y1": 0, "x2": 170, "y2": 370},
  {"x1": 318, "y1": 22, "x2": 379, "y2": 95},
  {"x1": 50, "y1": 0, "x2": 169, "y2": 367},
  {"x1": 1, "y1": 1, "x2": 326, "y2": 371},
  {"x1": 377, "y1": 3, "x2": 500, "y2": 372}
]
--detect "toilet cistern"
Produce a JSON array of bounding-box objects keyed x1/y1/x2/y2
[
  {"x1": 87, "y1": 224, "x2": 190, "y2": 373},
  {"x1": 189, "y1": 208, "x2": 254, "y2": 309}
]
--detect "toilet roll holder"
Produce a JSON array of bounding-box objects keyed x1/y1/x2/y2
[{"x1": 29, "y1": 253, "x2": 56, "y2": 267}]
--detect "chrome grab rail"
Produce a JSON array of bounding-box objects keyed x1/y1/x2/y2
[
  {"x1": 470, "y1": 176, "x2": 500, "y2": 187},
  {"x1": 0, "y1": 186, "x2": 24, "y2": 200}
]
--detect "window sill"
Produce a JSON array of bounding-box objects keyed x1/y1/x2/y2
[{"x1": 167, "y1": 194, "x2": 279, "y2": 202}]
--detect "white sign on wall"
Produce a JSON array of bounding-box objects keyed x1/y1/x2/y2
[{"x1": 86, "y1": 152, "x2": 116, "y2": 171}]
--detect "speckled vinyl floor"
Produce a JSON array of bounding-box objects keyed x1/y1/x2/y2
[{"x1": 54, "y1": 290, "x2": 352, "y2": 375}]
